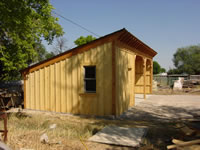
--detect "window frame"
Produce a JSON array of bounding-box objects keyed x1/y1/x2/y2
[{"x1": 83, "y1": 66, "x2": 96, "y2": 93}]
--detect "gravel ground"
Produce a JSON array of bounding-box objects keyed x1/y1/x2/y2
[{"x1": 120, "y1": 95, "x2": 200, "y2": 122}]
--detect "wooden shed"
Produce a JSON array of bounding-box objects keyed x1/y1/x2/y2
[{"x1": 21, "y1": 28, "x2": 157, "y2": 116}]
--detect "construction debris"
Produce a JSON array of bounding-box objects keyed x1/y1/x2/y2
[
  {"x1": 49, "y1": 124, "x2": 57, "y2": 129},
  {"x1": 167, "y1": 139, "x2": 200, "y2": 149},
  {"x1": 0, "y1": 141, "x2": 12, "y2": 150},
  {"x1": 40, "y1": 133, "x2": 49, "y2": 144},
  {"x1": 89, "y1": 126, "x2": 147, "y2": 147},
  {"x1": 0, "y1": 89, "x2": 23, "y2": 109},
  {"x1": 173, "y1": 77, "x2": 184, "y2": 91},
  {"x1": 180, "y1": 126, "x2": 195, "y2": 136},
  {"x1": 168, "y1": 122, "x2": 200, "y2": 150},
  {"x1": 152, "y1": 80, "x2": 158, "y2": 91}
]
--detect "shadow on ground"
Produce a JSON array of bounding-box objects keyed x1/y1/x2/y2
[
  {"x1": 86, "y1": 105, "x2": 200, "y2": 150},
  {"x1": 5, "y1": 104, "x2": 200, "y2": 150},
  {"x1": 119, "y1": 104, "x2": 200, "y2": 122}
]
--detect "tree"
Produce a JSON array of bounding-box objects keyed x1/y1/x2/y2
[
  {"x1": 153, "y1": 61, "x2": 166, "y2": 74},
  {"x1": 160, "y1": 68, "x2": 166, "y2": 73},
  {"x1": 153, "y1": 61, "x2": 161, "y2": 74},
  {"x1": 53, "y1": 36, "x2": 68, "y2": 54},
  {"x1": 33, "y1": 42, "x2": 48, "y2": 63},
  {"x1": 29, "y1": 42, "x2": 56, "y2": 64},
  {"x1": 0, "y1": 0, "x2": 63, "y2": 81},
  {"x1": 171, "y1": 45, "x2": 200, "y2": 75},
  {"x1": 45, "y1": 51, "x2": 55, "y2": 59},
  {"x1": 167, "y1": 68, "x2": 180, "y2": 75},
  {"x1": 74, "y1": 35, "x2": 96, "y2": 46}
]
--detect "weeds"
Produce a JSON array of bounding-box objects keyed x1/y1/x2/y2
[
  {"x1": 3, "y1": 110, "x2": 105, "y2": 149},
  {"x1": 0, "y1": 109, "x2": 194, "y2": 150}
]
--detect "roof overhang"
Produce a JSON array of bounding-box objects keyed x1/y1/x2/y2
[{"x1": 117, "y1": 29, "x2": 157, "y2": 57}]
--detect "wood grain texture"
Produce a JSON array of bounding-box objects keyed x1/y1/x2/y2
[
  {"x1": 115, "y1": 46, "x2": 135, "y2": 116},
  {"x1": 23, "y1": 40, "x2": 154, "y2": 116},
  {"x1": 25, "y1": 42, "x2": 111, "y2": 116},
  {"x1": 23, "y1": 73, "x2": 27, "y2": 109},
  {"x1": 22, "y1": 29, "x2": 157, "y2": 116},
  {"x1": 55, "y1": 62, "x2": 61, "y2": 112},
  {"x1": 150, "y1": 60, "x2": 153, "y2": 93},
  {"x1": 23, "y1": 32, "x2": 121, "y2": 75},
  {"x1": 22, "y1": 29, "x2": 156, "y2": 78},
  {"x1": 135, "y1": 56, "x2": 152, "y2": 94},
  {"x1": 60, "y1": 60, "x2": 65, "y2": 113},
  {"x1": 112, "y1": 41, "x2": 116, "y2": 115},
  {"x1": 143, "y1": 58, "x2": 146, "y2": 99}
]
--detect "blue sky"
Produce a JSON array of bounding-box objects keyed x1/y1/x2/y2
[{"x1": 48, "y1": 0, "x2": 200, "y2": 70}]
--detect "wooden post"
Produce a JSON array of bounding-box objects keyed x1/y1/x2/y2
[
  {"x1": 150, "y1": 60, "x2": 153, "y2": 93},
  {"x1": 3, "y1": 113, "x2": 7, "y2": 142},
  {"x1": 23, "y1": 72, "x2": 27, "y2": 109},
  {"x1": 143, "y1": 58, "x2": 146, "y2": 99},
  {"x1": 132, "y1": 54, "x2": 136, "y2": 106}
]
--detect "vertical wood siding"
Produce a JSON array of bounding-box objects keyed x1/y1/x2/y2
[
  {"x1": 25, "y1": 42, "x2": 112, "y2": 116},
  {"x1": 115, "y1": 47, "x2": 135, "y2": 116}
]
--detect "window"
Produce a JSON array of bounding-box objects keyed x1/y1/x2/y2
[{"x1": 84, "y1": 66, "x2": 96, "y2": 93}]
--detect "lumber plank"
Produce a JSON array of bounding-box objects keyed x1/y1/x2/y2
[{"x1": 167, "y1": 139, "x2": 200, "y2": 149}]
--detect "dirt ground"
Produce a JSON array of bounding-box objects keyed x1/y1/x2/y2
[
  {"x1": 2, "y1": 94, "x2": 200, "y2": 150},
  {"x1": 121, "y1": 94, "x2": 200, "y2": 122}
]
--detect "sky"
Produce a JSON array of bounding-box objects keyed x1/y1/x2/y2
[{"x1": 47, "y1": 0, "x2": 200, "y2": 70}]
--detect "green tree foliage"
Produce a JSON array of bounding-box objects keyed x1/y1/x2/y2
[
  {"x1": 33, "y1": 43, "x2": 48, "y2": 63},
  {"x1": 167, "y1": 68, "x2": 180, "y2": 75},
  {"x1": 45, "y1": 51, "x2": 55, "y2": 59},
  {"x1": 29, "y1": 42, "x2": 55, "y2": 64},
  {"x1": 74, "y1": 35, "x2": 96, "y2": 46},
  {"x1": 153, "y1": 61, "x2": 166, "y2": 74},
  {"x1": 153, "y1": 61, "x2": 161, "y2": 74},
  {"x1": 160, "y1": 68, "x2": 166, "y2": 73},
  {"x1": 0, "y1": 0, "x2": 63, "y2": 81},
  {"x1": 169, "y1": 45, "x2": 200, "y2": 75}
]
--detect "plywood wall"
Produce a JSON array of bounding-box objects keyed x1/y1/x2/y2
[
  {"x1": 115, "y1": 47, "x2": 135, "y2": 116},
  {"x1": 25, "y1": 42, "x2": 112, "y2": 116}
]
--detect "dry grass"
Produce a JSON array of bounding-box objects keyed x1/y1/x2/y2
[
  {"x1": 0, "y1": 109, "x2": 198, "y2": 150},
  {"x1": 4, "y1": 109, "x2": 147, "y2": 150},
  {"x1": 3, "y1": 110, "x2": 106, "y2": 150}
]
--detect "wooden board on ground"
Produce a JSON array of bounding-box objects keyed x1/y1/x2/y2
[{"x1": 88, "y1": 126, "x2": 147, "y2": 147}]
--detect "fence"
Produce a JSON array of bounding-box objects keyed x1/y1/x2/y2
[
  {"x1": 153, "y1": 75, "x2": 189, "y2": 87},
  {"x1": 190, "y1": 75, "x2": 200, "y2": 80}
]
